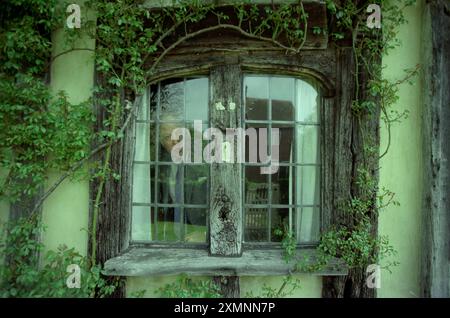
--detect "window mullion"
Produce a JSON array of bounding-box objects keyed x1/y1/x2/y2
[{"x1": 209, "y1": 64, "x2": 243, "y2": 256}]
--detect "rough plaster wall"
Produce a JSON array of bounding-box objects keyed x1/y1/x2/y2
[
  {"x1": 378, "y1": 0, "x2": 424, "y2": 298},
  {"x1": 40, "y1": 0, "x2": 96, "y2": 256}
]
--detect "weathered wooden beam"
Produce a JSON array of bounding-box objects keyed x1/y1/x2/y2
[
  {"x1": 143, "y1": 0, "x2": 326, "y2": 8},
  {"x1": 152, "y1": 49, "x2": 336, "y2": 95},
  {"x1": 209, "y1": 64, "x2": 243, "y2": 257},
  {"x1": 209, "y1": 64, "x2": 243, "y2": 297},
  {"x1": 143, "y1": 1, "x2": 328, "y2": 52},
  {"x1": 174, "y1": 1, "x2": 328, "y2": 51},
  {"x1": 213, "y1": 276, "x2": 240, "y2": 298},
  {"x1": 322, "y1": 44, "x2": 381, "y2": 298},
  {"x1": 88, "y1": 78, "x2": 136, "y2": 298},
  {"x1": 321, "y1": 47, "x2": 355, "y2": 298},
  {"x1": 103, "y1": 247, "x2": 348, "y2": 276},
  {"x1": 421, "y1": 0, "x2": 450, "y2": 298}
]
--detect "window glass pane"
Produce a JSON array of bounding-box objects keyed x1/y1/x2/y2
[
  {"x1": 134, "y1": 123, "x2": 150, "y2": 161},
  {"x1": 149, "y1": 124, "x2": 156, "y2": 162},
  {"x1": 158, "y1": 122, "x2": 185, "y2": 162},
  {"x1": 243, "y1": 75, "x2": 321, "y2": 245},
  {"x1": 159, "y1": 79, "x2": 184, "y2": 121},
  {"x1": 245, "y1": 123, "x2": 269, "y2": 164},
  {"x1": 297, "y1": 125, "x2": 319, "y2": 164},
  {"x1": 149, "y1": 84, "x2": 158, "y2": 121},
  {"x1": 133, "y1": 77, "x2": 211, "y2": 243},
  {"x1": 245, "y1": 166, "x2": 269, "y2": 204},
  {"x1": 272, "y1": 124, "x2": 294, "y2": 163},
  {"x1": 271, "y1": 208, "x2": 291, "y2": 242},
  {"x1": 297, "y1": 166, "x2": 320, "y2": 206},
  {"x1": 296, "y1": 207, "x2": 320, "y2": 243},
  {"x1": 185, "y1": 165, "x2": 208, "y2": 205},
  {"x1": 158, "y1": 164, "x2": 184, "y2": 204},
  {"x1": 153, "y1": 206, "x2": 182, "y2": 242},
  {"x1": 131, "y1": 206, "x2": 152, "y2": 241},
  {"x1": 186, "y1": 122, "x2": 208, "y2": 163},
  {"x1": 184, "y1": 208, "x2": 207, "y2": 243},
  {"x1": 132, "y1": 163, "x2": 152, "y2": 204},
  {"x1": 271, "y1": 77, "x2": 295, "y2": 121},
  {"x1": 158, "y1": 165, "x2": 183, "y2": 204},
  {"x1": 244, "y1": 76, "x2": 269, "y2": 120},
  {"x1": 244, "y1": 208, "x2": 269, "y2": 242},
  {"x1": 185, "y1": 78, "x2": 209, "y2": 122},
  {"x1": 245, "y1": 207, "x2": 291, "y2": 243},
  {"x1": 271, "y1": 166, "x2": 294, "y2": 205},
  {"x1": 296, "y1": 80, "x2": 319, "y2": 123}
]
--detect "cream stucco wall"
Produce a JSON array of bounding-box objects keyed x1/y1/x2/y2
[
  {"x1": 0, "y1": 0, "x2": 425, "y2": 298},
  {"x1": 41, "y1": 1, "x2": 95, "y2": 256},
  {"x1": 378, "y1": 0, "x2": 424, "y2": 298}
]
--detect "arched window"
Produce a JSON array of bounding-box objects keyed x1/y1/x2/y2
[
  {"x1": 100, "y1": 2, "x2": 354, "y2": 281},
  {"x1": 130, "y1": 72, "x2": 322, "y2": 247}
]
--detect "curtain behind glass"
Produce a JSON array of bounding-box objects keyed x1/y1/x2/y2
[
  {"x1": 132, "y1": 90, "x2": 152, "y2": 241},
  {"x1": 296, "y1": 80, "x2": 320, "y2": 243}
]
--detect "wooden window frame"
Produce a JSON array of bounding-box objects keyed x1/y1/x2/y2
[
  {"x1": 96, "y1": 45, "x2": 357, "y2": 278},
  {"x1": 132, "y1": 73, "x2": 323, "y2": 248},
  {"x1": 86, "y1": 0, "x2": 374, "y2": 293}
]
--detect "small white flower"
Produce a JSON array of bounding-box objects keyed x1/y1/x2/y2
[{"x1": 215, "y1": 101, "x2": 225, "y2": 110}]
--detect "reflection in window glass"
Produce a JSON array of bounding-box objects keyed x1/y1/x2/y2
[
  {"x1": 186, "y1": 78, "x2": 209, "y2": 121},
  {"x1": 159, "y1": 80, "x2": 184, "y2": 121},
  {"x1": 158, "y1": 122, "x2": 184, "y2": 162},
  {"x1": 184, "y1": 165, "x2": 209, "y2": 205},
  {"x1": 245, "y1": 166, "x2": 269, "y2": 205},
  {"x1": 273, "y1": 123, "x2": 294, "y2": 163},
  {"x1": 244, "y1": 76, "x2": 269, "y2": 120},
  {"x1": 271, "y1": 77, "x2": 295, "y2": 121},
  {"x1": 245, "y1": 208, "x2": 269, "y2": 242},
  {"x1": 271, "y1": 166, "x2": 294, "y2": 206},
  {"x1": 184, "y1": 209, "x2": 208, "y2": 242},
  {"x1": 132, "y1": 77, "x2": 209, "y2": 243},
  {"x1": 271, "y1": 208, "x2": 291, "y2": 242}
]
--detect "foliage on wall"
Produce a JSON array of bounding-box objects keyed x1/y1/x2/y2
[{"x1": 0, "y1": 0, "x2": 107, "y2": 297}]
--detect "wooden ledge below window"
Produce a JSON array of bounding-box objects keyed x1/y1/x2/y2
[{"x1": 103, "y1": 248, "x2": 348, "y2": 277}]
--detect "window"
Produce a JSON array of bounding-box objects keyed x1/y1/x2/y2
[
  {"x1": 98, "y1": 1, "x2": 351, "y2": 280},
  {"x1": 243, "y1": 76, "x2": 320, "y2": 244},
  {"x1": 132, "y1": 77, "x2": 210, "y2": 243},
  {"x1": 130, "y1": 72, "x2": 321, "y2": 247}
]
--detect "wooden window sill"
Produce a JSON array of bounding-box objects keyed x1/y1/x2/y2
[{"x1": 103, "y1": 247, "x2": 348, "y2": 277}]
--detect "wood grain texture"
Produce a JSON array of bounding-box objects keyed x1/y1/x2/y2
[
  {"x1": 143, "y1": 1, "x2": 328, "y2": 50},
  {"x1": 209, "y1": 64, "x2": 243, "y2": 297},
  {"x1": 209, "y1": 64, "x2": 243, "y2": 257},
  {"x1": 103, "y1": 248, "x2": 348, "y2": 276},
  {"x1": 421, "y1": 0, "x2": 450, "y2": 298},
  {"x1": 89, "y1": 77, "x2": 136, "y2": 298},
  {"x1": 151, "y1": 49, "x2": 336, "y2": 94},
  {"x1": 322, "y1": 46, "x2": 381, "y2": 298},
  {"x1": 213, "y1": 276, "x2": 240, "y2": 298}
]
